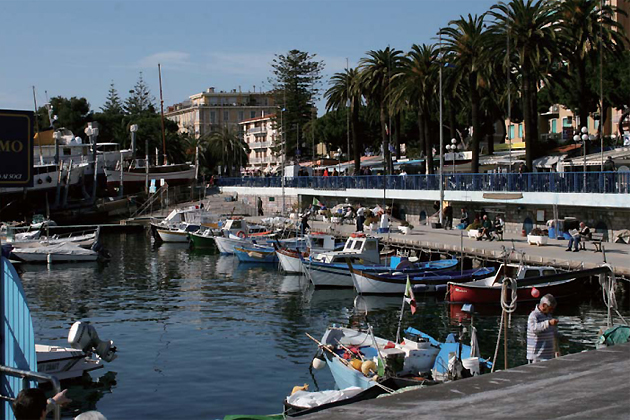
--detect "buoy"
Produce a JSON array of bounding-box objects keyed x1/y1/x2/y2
[
  {"x1": 361, "y1": 360, "x2": 377, "y2": 376},
  {"x1": 531, "y1": 287, "x2": 540, "y2": 298},
  {"x1": 312, "y1": 357, "x2": 326, "y2": 370},
  {"x1": 350, "y1": 359, "x2": 363, "y2": 371},
  {"x1": 236, "y1": 230, "x2": 247, "y2": 239}
]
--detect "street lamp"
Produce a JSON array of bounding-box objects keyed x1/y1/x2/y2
[
  {"x1": 336, "y1": 147, "x2": 342, "y2": 174},
  {"x1": 573, "y1": 126, "x2": 591, "y2": 190},
  {"x1": 447, "y1": 138, "x2": 457, "y2": 176}
]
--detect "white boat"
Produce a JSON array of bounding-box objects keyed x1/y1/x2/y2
[
  {"x1": 11, "y1": 242, "x2": 99, "y2": 263},
  {"x1": 8, "y1": 230, "x2": 98, "y2": 250},
  {"x1": 0, "y1": 162, "x2": 86, "y2": 196},
  {"x1": 36, "y1": 321, "x2": 117, "y2": 381},
  {"x1": 276, "y1": 232, "x2": 342, "y2": 274},
  {"x1": 156, "y1": 223, "x2": 200, "y2": 243},
  {"x1": 212, "y1": 218, "x2": 272, "y2": 255}
]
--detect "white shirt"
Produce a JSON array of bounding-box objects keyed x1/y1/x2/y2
[
  {"x1": 380, "y1": 213, "x2": 390, "y2": 229},
  {"x1": 357, "y1": 207, "x2": 366, "y2": 217}
]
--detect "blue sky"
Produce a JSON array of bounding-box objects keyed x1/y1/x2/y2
[{"x1": 1, "y1": 0, "x2": 497, "y2": 115}]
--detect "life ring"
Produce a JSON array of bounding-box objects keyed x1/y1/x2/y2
[
  {"x1": 350, "y1": 232, "x2": 366, "y2": 238},
  {"x1": 236, "y1": 230, "x2": 247, "y2": 239}
]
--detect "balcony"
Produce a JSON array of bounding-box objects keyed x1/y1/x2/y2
[
  {"x1": 248, "y1": 127, "x2": 268, "y2": 135},
  {"x1": 249, "y1": 141, "x2": 272, "y2": 149}
]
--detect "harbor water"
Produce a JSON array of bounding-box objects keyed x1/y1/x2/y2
[{"x1": 18, "y1": 232, "x2": 629, "y2": 419}]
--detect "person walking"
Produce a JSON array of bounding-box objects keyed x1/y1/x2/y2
[
  {"x1": 444, "y1": 204, "x2": 453, "y2": 230},
  {"x1": 257, "y1": 197, "x2": 264, "y2": 216},
  {"x1": 356, "y1": 203, "x2": 366, "y2": 232},
  {"x1": 527, "y1": 294, "x2": 560, "y2": 363}
]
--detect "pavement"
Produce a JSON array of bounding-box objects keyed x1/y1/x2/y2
[{"x1": 303, "y1": 342, "x2": 630, "y2": 420}]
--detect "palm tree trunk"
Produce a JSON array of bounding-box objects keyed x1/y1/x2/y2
[
  {"x1": 394, "y1": 112, "x2": 401, "y2": 160},
  {"x1": 577, "y1": 61, "x2": 589, "y2": 131},
  {"x1": 522, "y1": 70, "x2": 537, "y2": 171},
  {"x1": 351, "y1": 101, "x2": 361, "y2": 174},
  {"x1": 380, "y1": 104, "x2": 391, "y2": 174},
  {"x1": 470, "y1": 72, "x2": 481, "y2": 173},
  {"x1": 417, "y1": 109, "x2": 426, "y2": 162}
]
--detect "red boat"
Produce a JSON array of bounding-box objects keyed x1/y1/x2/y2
[{"x1": 446, "y1": 264, "x2": 602, "y2": 304}]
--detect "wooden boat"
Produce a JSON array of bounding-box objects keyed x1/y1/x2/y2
[
  {"x1": 234, "y1": 244, "x2": 278, "y2": 263},
  {"x1": 349, "y1": 265, "x2": 496, "y2": 295},
  {"x1": 104, "y1": 160, "x2": 195, "y2": 193},
  {"x1": 446, "y1": 264, "x2": 586, "y2": 304},
  {"x1": 10, "y1": 242, "x2": 99, "y2": 263},
  {"x1": 275, "y1": 232, "x2": 344, "y2": 274}
]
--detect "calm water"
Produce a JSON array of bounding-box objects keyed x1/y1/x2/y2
[{"x1": 18, "y1": 232, "x2": 629, "y2": 419}]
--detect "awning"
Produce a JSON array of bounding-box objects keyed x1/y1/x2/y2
[{"x1": 534, "y1": 154, "x2": 567, "y2": 169}]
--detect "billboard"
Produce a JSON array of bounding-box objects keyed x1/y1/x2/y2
[{"x1": 0, "y1": 110, "x2": 34, "y2": 188}]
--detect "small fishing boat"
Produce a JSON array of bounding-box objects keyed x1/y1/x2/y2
[
  {"x1": 7, "y1": 229, "x2": 98, "y2": 250},
  {"x1": 275, "y1": 232, "x2": 344, "y2": 274},
  {"x1": 156, "y1": 222, "x2": 200, "y2": 243},
  {"x1": 234, "y1": 243, "x2": 279, "y2": 263},
  {"x1": 212, "y1": 218, "x2": 272, "y2": 254},
  {"x1": 188, "y1": 226, "x2": 216, "y2": 248},
  {"x1": 349, "y1": 265, "x2": 496, "y2": 295},
  {"x1": 10, "y1": 242, "x2": 100, "y2": 263},
  {"x1": 104, "y1": 160, "x2": 196, "y2": 194},
  {"x1": 447, "y1": 264, "x2": 583, "y2": 304}
]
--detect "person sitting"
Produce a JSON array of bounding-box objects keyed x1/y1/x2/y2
[
  {"x1": 466, "y1": 217, "x2": 482, "y2": 231},
  {"x1": 567, "y1": 222, "x2": 590, "y2": 252},
  {"x1": 477, "y1": 215, "x2": 493, "y2": 241},
  {"x1": 458, "y1": 208, "x2": 469, "y2": 229}
]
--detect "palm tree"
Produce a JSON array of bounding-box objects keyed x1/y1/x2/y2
[
  {"x1": 325, "y1": 68, "x2": 363, "y2": 173},
  {"x1": 441, "y1": 14, "x2": 492, "y2": 174},
  {"x1": 359, "y1": 47, "x2": 403, "y2": 174},
  {"x1": 391, "y1": 44, "x2": 439, "y2": 174},
  {"x1": 206, "y1": 127, "x2": 250, "y2": 177},
  {"x1": 489, "y1": 0, "x2": 560, "y2": 171},
  {"x1": 557, "y1": 0, "x2": 628, "y2": 130}
]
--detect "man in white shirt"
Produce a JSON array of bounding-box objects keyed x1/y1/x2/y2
[{"x1": 356, "y1": 204, "x2": 366, "y2": 232}]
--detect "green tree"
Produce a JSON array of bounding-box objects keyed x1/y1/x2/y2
[
  {"x1": 441, "y1": 14, "x2": 492, "y2": 173},
  {"x1": 556, "y1": 0, "x2": 628, "y2": 130},
  {"x1": 269, "y1": 50, "x2": 324, "y2": 160},
  {"x1": 124, "y1": 72, "x2": 156, "y2": 115},
  {"x1": 101, "y1": 82, "x2": 124, "y2": 115},
  {"x1": 95, "y1": 82, "x2": 126, "y2": 143},
  {"x1": 205, "y1": 126, "x2": 250, "y2": 177},
  {"x1": 325, "y1": 67, "x2": 363, "y2": 173},
  {"x1": 391, "y1": 44, "x2": 438, "y2": 174},
  {"x1": 37, "y1": 96, "x2": 93, "y2": 136},
  {"x1": 489, "y1": 0, "x2": 560, "y2": 171},
  {"x1": 359, "y1": 47, "x2": 403, "y2": 174}
]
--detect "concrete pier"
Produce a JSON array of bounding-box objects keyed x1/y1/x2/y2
[{"x1": 305, "y1": 342, "x2": 630, "y2": 419}]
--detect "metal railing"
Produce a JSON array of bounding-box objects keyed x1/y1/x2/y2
[
  {"x1": 0, "y1": 365, "x2": 61, "y2": 420},
  {"x1": 217, "y1": 171, "x2": 630, "y2": 194}
]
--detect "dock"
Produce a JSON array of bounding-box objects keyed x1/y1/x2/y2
[{"x1": 304, "y1": 342, "x2": 630, "y2": 419}]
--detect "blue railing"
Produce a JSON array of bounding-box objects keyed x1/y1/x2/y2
[{"x1": 216, "y1": 172, "x2": 630, "y2": 194}]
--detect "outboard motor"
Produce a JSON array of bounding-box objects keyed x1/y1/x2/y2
[{"x1": 68, "y1": 321, "x2": 117, "y2": 362}]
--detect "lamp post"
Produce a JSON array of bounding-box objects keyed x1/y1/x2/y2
[
  {"x1": 573, "y1": 126, "x2": 589, "y2": 191},
  {"x1": 447, "y1": 138, "x2": 457, "y2": 176},
  {"x1": 336, "y1": 147, "x2": 342, "y2": 174},
  {"x1": 438, "y1": 28, "x2": 444, "y2": 226}
]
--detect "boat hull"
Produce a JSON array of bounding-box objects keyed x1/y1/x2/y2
[
  {"x1": 276, "y1": 248, "x2": 304, "y2": 273},
  {"x1": 35, "y1": 344, "x2": 103, "y2": 381},
  {"x1": 156, "y1": 229, "x2": 190, "y2": 243},
  {"x1": 447, "y1": 277, "x2": 580, "y2": 304},
  {"x1": 234, "y1": 246, "x2": 278, "y2": 263},
  {"x1": 189, "y1": 232, "x2": 217, "y2": 248}
]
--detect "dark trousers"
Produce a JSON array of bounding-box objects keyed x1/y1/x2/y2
[{"x1": 357, "y1": 215, "x2": 365, "y2": 232}]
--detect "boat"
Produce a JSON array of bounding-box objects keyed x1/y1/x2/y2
[
  {"x1": 156, "y1": 222, "x2": 200, "y2": 243},
  {"x1": 36, "y1": 321, "x2": 117, "y2": 382},
  {"x1": 212, "y1": 218, "x2": 273, "y2": 254},
  {"x1": 10, "y1": 242, "x2": 100, "y2": 263},
  {"x1": 234, "y1": 243, "x2": 279, "y2": 263},
  {"x1": 275, "y1": 232, "x2": 344, "y2": 274},
  {"x1": 104, "y1": 159, "x2": 196, "y2": 194},
  {"x1": 349, "y1": 265, "x2": 496, "y2": 295},
  {"x1": 7, "y1": 228, "x2": 98, "y2": 250},
  {"x1": 446, "y1": 264, "x2": 584, "y2": 304},
  {"x1": 188, "y1": 226, "x2": 216, "y2": 248},
  {"x1": 149, "y1": 205, "x2": 218, "y2": 242}
]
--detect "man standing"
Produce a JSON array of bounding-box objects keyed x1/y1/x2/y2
[
  {"x1": 527, "y1": 294, "x2": 559, "y2": 363},
  {"x1": 444, "y1": 204, "x2": 453, "y2": 230},
  {"x1": 356, "y1": 203, "x2": 366, "y2": 232},
  {"x1": 257, "y1": 197, "x2": 263, "y2": 216}
]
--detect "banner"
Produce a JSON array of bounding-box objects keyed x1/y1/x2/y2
[{"x1": 0, "y1": 110, "x2": 34, "y2": 188}]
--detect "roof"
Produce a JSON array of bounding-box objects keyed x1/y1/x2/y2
[{"x1": 238, "y1": 114, "x2": 276, "y2": 124}]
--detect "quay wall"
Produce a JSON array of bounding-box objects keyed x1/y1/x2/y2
[{"x1": 221, "y1": 186, "x2": 630, "y2": 242}]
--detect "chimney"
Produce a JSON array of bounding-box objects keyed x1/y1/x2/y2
[{"x1": 207, "y1": 87, "x2": 215, "y2": 93}]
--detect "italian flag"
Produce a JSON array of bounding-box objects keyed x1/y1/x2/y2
[
  {"x1": 404, "y1": 276, "x2": 417, "y2": 315},
  {"x1": 313, "y1": 198, "x2": 323, "y2": 207}
]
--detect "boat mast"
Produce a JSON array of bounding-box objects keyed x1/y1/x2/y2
[
  {"x1": 32, "y1": 86, "x2": 43, "y2": 161},
  {"x1": 158, "y1": 63, "x2": 167, "y2": 166}
]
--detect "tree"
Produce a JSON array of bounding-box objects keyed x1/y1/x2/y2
[
  {"x1": 124, "y1": 72, "x2": 156, "y2": 115},
  {"x1": 489, "y1": 0, "x2": 560, "y2": 171},
  {"x1": 391, "y1": 44, "x2": 438, "y2": 174},
  {"x1": 205, "y1": 126, "x2": 250, "y2": 177},
  {"x1": 101, "y1": 82, "x2": 124, "y2": 115},
  {"x1": 359, "y1": 47, "x2": 404, "y2": 175},
  {"x1": 441, "y1": 14, "x2": 492, "y2": 173},
  {"x1": 325, "y1": 67, "x2": 363, "y2": 173},
  {"x1": 37, "y1": 96, "x2": 93, "y2": 136},
  {"x1": 556, "y1": 0, "x2": 628, "y2": 130},
  {"x1": 269, "y1": 50, "x2": 324, "y2": 161}
]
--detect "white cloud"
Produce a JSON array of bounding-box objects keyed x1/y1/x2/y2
[{"x1": 135, "y1": 51, "x2": 193, "y2": 70}]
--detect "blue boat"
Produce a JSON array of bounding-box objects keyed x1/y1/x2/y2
[
  {"x1": 349, "y1": 265, "x2": 496, "y2": 294},
  {"x1": 234, "y1": 244, "x2": 279, "y2": 263}
]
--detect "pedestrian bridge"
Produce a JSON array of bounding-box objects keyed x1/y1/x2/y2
[{"x1": 218, "y1": 172, "x2": 630, "y2": 209}]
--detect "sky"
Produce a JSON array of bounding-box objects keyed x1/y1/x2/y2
[{"x1": 0, "y1": 0, "x2": 498, "y2": 116}]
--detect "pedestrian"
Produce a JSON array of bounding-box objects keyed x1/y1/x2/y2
[
  {"x1": 257, "y1": 196, "x2": 264, "y2": 216},
  {"x1": 527, "y1": 294, "x2": 560, "y2": 363},
  {"x1": 356, "y1": 203, "x2": 366, "y2": 232},
  {"x1": 444, "y1": 204, "x2": 453, "y2": 230},
  {"x1": 300, "y1": 207, "x2": 311, "y2": 236},
  {"x1": 460, "y1": 208, "x2": 469, "y2": 229}
]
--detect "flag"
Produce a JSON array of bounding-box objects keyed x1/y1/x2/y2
[
  {"x1": 404, "y1": 276, "x2": 417, "y2": 315},
  {"x1": 312, "y1": 197, "x2": 323, "y2": 207}
]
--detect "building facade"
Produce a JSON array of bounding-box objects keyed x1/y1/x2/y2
[
  {"x1": 166, "y1": 87, "x2": 277, "y2": 138},
  {"x1": 238, "y1": 114, "x2": 283, "y2": 173}
]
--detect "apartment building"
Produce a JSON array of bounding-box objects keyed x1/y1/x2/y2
[
  {"x1": 166, "y1": 87, "x2": 277, "y2": 137},
  {"x1": 238, "y1": 114, "x2": 283, "y2": 173}
]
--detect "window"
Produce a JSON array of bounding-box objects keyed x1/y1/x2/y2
[
  {"x1": 594, "y1": 120, "x2": 599, "y2": 130},
  {"x1": 509, "y1": 125, "x2": 515, "y2": 139},
  {"x1": 210, "y1": 111, "x2": 216, "y2": 124},
  {"x1": 251, "y1": 111, "x2": 256, "y2": 118},
  {"x1": 238, "y1": 111, "x2": 244, "y2": 121},
  {"x1": 223, "y1": 110, "x2": 229, "y2": 121},
  {"x1": 518, "y1": 124, "x2": 523, "y2": 139},
  {"x1": 551, "y1": 120, "x2": 557, "y2": 134},
  {"x1": 562, "y1": 116, "x2": 572, "y2": 127},
  {"x1": 524, "y1": 270, "x2": 540, "y2": 278}
]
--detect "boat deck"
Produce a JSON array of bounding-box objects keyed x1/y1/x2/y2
[{"x1": 304, "y1": 342, "x2": 630, "y2": 419}]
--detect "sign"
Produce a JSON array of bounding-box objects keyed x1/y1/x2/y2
[{"x1": 0, "y1": 109, "x2": 34, "y2": 188}]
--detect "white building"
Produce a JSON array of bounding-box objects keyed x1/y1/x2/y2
[{"x1": 238, "y1": 114, "x2": 283, "y2": 173}]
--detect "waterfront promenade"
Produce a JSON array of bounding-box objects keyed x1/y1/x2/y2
[{"x1": 305, "y1": 342, "x2": 630, "y2": 419}]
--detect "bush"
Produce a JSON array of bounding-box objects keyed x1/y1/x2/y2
[{"x1": 530, "y1": 227, "x2": 544, "y2": 236}]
